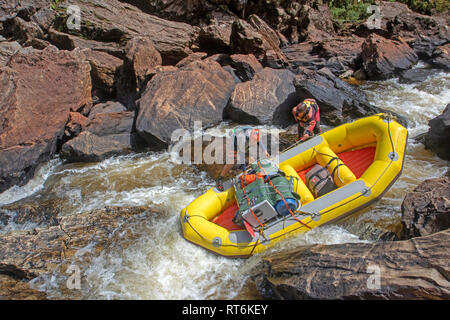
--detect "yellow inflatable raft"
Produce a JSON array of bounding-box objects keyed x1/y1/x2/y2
[{"x1": 180, "y1": 114, "x2": 408, "y2": 258}]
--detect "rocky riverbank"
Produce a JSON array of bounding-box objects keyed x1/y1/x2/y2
[{"x1": 0, "y1": 0, "x2": 449, "y2": 300}]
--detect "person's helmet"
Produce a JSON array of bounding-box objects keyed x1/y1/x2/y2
[{"x1": 292, "y1": 100, "x2": 312, "y2": 121}]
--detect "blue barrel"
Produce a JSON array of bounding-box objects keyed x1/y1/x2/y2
[{"x1": 275, "y1": 198, "x2": 298, "y2": 217}]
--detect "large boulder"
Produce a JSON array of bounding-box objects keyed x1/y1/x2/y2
[
  {"x1": 116, "y1": 36, "x2": 162, "y2": 108},
  {"x1": 81, "y1": 48, "x2": 123, "y2": 99},
  {"x1": 230, "y1": 16, "x2": 287, "y2": 67},
  {"x1": 292, "y1": 67, "x2": 406, "y2": 127},
  {"x1": 430, "y1": 43, "x2": 450, "y2": 71},
  {"x1": 423, "y1": 104, "x2": 450, "y2": 160},
  {"x1": 252, "y1": 229, "x2": 450, "y2": 299},
  {"x1": 60, "y1": 131, "x2": 138, "y2": 163},
  {"x1": 283, "y1": 37, "x2": 365, "y2": 76},
  {"x1": 400, "y1": 176, "x2": 450, "y2": 240},
  {"x1": 136, "y1": 59, "x2": 235, "y2": 148},
  {"x1": 55, "y1": 0, "x2": 199, "y2": 64},
  {"x1": 224, "y1": 68, "x2": 298, "y2": 126},
  {"x1": 0, "y1": 46, "x2": 92, "y2": 193},
  {"x1": 361, "y1": 34, "x2": 418, "y2": 80},
  {"x1": 0, "y1": 41, "x2": 21, "y2": 66}
]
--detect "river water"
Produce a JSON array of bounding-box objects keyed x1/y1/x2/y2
[{"x1": 0, "y1": 65, "x2": 448, "y2": 300}]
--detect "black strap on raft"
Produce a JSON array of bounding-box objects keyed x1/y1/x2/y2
[{"x1": 325, "y1": 156, "x2": 345, "y2": 181}]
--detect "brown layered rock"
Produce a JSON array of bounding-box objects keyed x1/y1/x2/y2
[
  {"x1": 224, "y1": 67, "x2": 298, "y2": 126},
  {"x1": 65, "y1": 112, "x2": 90, "y2": 139},
  {"x1": 198, "y1": 17, "x2": 234, "y2": 54},
  {"x1": 400, "y1": 176, "x2": 450, "y2": 240},
  {"x1": 361, "y1": 34, "x2": 418, "y2": 80},
  {"x1": 0, "y1": 206, "x2": 152, "y2": 279},
  {"x1": 229, "y1": 53, "x2": 263, "y2": 81},
  {"x1": 60, "y1": 131, "x2": 136, "y2": 163},
  {"x1": 85, "y1": 112, "x2": 135, "y2": 137},
  {"x1": 0, "y1": 40, "x2": 21, "y2": 66},
  {"x1": 0, "y1": 274, "x2": 47, "y2": 300},
  {"x1": 252, "y1": 229, "x2": 450, "y2": 300},
  {"x1": 283, "y1": 37, "x2": 365, "y2": 76},
  {"x1": 0, "y1": 46, "x2": 92, "y2": 193},
  {"x1": 136, "y1": 59, "x2": 235, "y2": 148},
  {"x1": 230, "y1": 16, "x2": 287, "y2": 67},
  {"x1": 56, "y1": 0, "x2": 198, "y2": 64},
  {"x1": 175, "y1": 52, "x2": 208, "y2": 68},
  {"x1": 296, "y1": 2, "x2": 336, "y2": 42},
  {"x1": 423, "y1": 104, "x2": 450, "y2": 160},
  {"x1": 116, "y1": 36, "x2": 162, "y2": 108},
  {"x1": 88, "y1": 101, "x2": 127, "y2": 120},
  {"x1": 81, "y1": 48, "x2": 123, "y2": 99},
  {"x1": 378, "y1": 1, "x2": 449, "y2": 59},
  {"x1": 430, "y1": 43, "x2": 450, "y2": 71},
  {"x1": 48, "y1": 29, "x2": 125, "y2": 59}
]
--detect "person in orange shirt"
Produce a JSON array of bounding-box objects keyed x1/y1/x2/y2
[{"x1": 292, "y1": 98, "x2": 321, "y2": 141}]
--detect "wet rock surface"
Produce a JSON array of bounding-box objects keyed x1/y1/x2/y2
[
  {"x1": 136, "y1": 59, "x2": 235, "y2": 148},
  {"x1": 252, "y1": 229, "x2": 450, "y2": 300},
  {"x1": 361, "y1": 34, "x2": 418, "y2": 80},
  {"x1": 423, "y1": 104, "x2": 450, "y2": 160},
  {"x1": 0, "y1": 206, "x2": 154, "y2": 279},
  {"x1": 400, "y1": 176, "x2": 450, "y2": 240},
  {"x1": 0, "y1": 46, "x2": 92, "y2": 193},
  {"x1": 224, "y1": 67, "x2": 298, "y2": 126}
]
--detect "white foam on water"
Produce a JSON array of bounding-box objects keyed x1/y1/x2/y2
[
  {"x1": 361, "y1": 70, "x2": 450, "y2": 137},
  {"x1": 0, "y1": 158, "x2": 62, "y2": 206}
]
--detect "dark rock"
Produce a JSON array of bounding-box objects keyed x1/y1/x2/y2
[
  {"x1": 283, "y1": 37, "x2": 364, "y2": 76},
  {"x1": 0, "y1": 274, "x2": 47, "y2": 300},
  {"x1": 175, "y1": 52, "x2": 208, "y2": 68},
  {"x1": 230, "y1": 16, "x2": 287, "y2": 67},
  {"x1": 60, "y1": 131, "x2": 137, "y2": 163},
  {"x1": 85, "y1": 112, "x2": 135, "y2": 137},
  {"x1": 64, "y1": 112, "x2": 90, "y2": 139},
  {"x1": 198, "y1": 16, "x2": 234, "y2": 54},
  {"x1": 399, "y1": 68, "x2": 435, "y2": 84},
  {"x1": 0, "y1": 41, "x2": 21, "y2": 66},
  {"x1": 423, "y1": 104, "x2": 450, "y2": 160},
  {"x1": 136, "y1": 59, "x2": 235, "y2": 148},
  {"x1": 252, "y1": 229, "x2": 450, "y2": 299},
  {"x1": 293, "y1": 67, "x2": 407, "y2": 127},
  {"x1": 48, "y1": 29, "x2": 125, "y2": 59},
  {"x1": 430, "y1": 43, "x2": 450, "y2": 71},
  {"x1": 0, "y1": 46, "x2": 92, "y2": 193},
  {"x1": 54, "y1": 0, "x2": 198, "y2": 65},
  {"x1": 116, "y1": 36, "x2": 162, "y2": 109},
  {"x1": 361, "y1": 34, "x2": 418, "y2": 80},
  {"x1": 4, "y1": 16, "x2": 44, "y2": 47},
  {"x1": 88, "y1": 101, "x2": 127, "y2": 120},
  {"x1": 0, "y1": 198, "x2": 64, "y2": 231},
  {"x1": 296, "y1": 2, "x2": 336, "y2": 42},
  {"x1": 224, "y1": 68, "x2": 298, "y2": 127},
  {"x1": 0, "y1": 206, "x2": 153, "y2": 279},
  {"x1": 400, "y1": 176, "x2": 450, "y2": 240},
  {"x1": 30, "y1": 7, "x2": 55, "y2": 31},
  {"x1": 229, "y1": 53, "x2": 263, "y2": 81},
  {"x1": 81, "y1": 48, "x2": 123, "y2": 99}
]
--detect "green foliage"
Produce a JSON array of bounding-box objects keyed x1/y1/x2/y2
[
  {"x1": 50, "y1": 0, "x2": 65, "y2": 11},
  {"x1": 392, "y1": 0, "x2": 449, "y2": 14},
  {"x1": 328, "y1": 0, "x2": 374, "y2": 24},
  {"x1": 328, "y1": 0, "x2": 448, "y2": 22}
]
